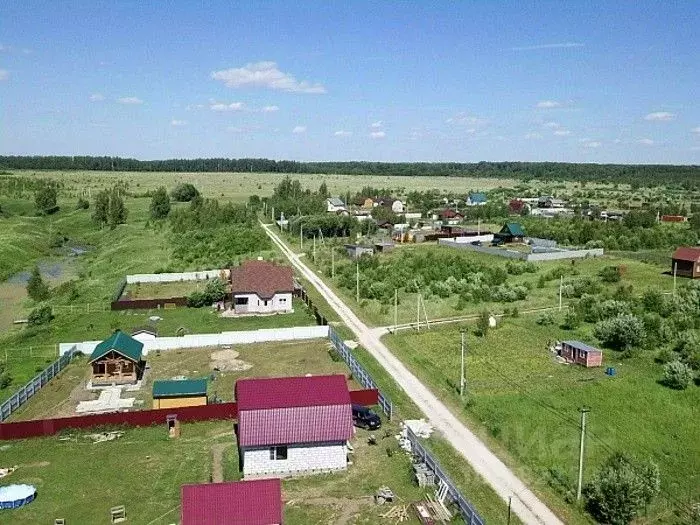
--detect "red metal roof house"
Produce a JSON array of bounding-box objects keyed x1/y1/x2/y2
[
  {"x1": 560, "y1": 341, "x2": 603, "y2": 368},
  {"x1": 230, "y1": 260, "x2": 294, "y2": 314},
  {"x1": 181, "y1": 478, "x2": 282, "y2": 525},
  {"x1": 672, "y1": 247, "x2": 700, "y2": 279},
  {"x1": 235, "y1": 375, "x2": 354, "y2": 477}
]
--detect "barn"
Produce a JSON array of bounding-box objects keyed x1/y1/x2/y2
[
  {"x1": 89, "y1": 330, "x2": 144, "y2": 386},
  {"x1": 560, "y1": 341, "x2": 603, "y2": 368},
  {"x1": 230, "y1": 260, "x2": 294, "y2": 314},
  {"x1": 152, "y1": 378, "x2": 208, "y2": 409},
  {"x1": 672, "y1": 247, "x2": 700, "y2": 279},
  {"x1": 181, "y1": 478, "x2": 282, "y2": 525},
  {"x1": 235, "y1": 374, "x2": 354, "y2": 478}
]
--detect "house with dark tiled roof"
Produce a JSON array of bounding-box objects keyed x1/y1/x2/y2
[
  {"x1": 181, "y1": 478, "x2": 282, "y2": 525},
  {"x1": 230, "y1": 260, "x2": 294, "y2": 314},
  {"x1": 235, "y1": 374, "x2": 353, "y2": 477},
  {"x1": 672, "y1": 246, "x2": 700, "y2": 279},
  {"x1": 89, "y1": 330, "x2": 144, "y2": 386}
]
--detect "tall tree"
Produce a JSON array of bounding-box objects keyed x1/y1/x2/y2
[
  {"x1": 108, "y1": 188, "x2": 127, "y2": 229},
  {"x1": 35, "y1": 185, "x2": 58, "y2": 214},
  {"x1": 92, "y1": 189, "x2": 110, "y2": 227},
  {"x1": 318, "y1": 181, "x2": 329, "y2": 198},
  {"x1": 26, "y1": 266, "x2": 50, "y2": 301},
  {"x1": 149, "y1": 186, "x2": 171, "y2": 219}
]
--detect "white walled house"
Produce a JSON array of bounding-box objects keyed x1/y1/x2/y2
[
  {"x1": 391, "y1": 199, "x2": 405, "y2": 213},
  {"x1": 230, "y1": 260, "x2": 294, "y2": 314},
  {"x1": 326, "y1": 197, "x2": 347, "y2": 213},
  {"x1": 235, "y1": 375, "x2": 354, "y2": 478}
]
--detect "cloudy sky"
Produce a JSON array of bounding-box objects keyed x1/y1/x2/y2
[{"x1": 1, "y1": 1, "x2": 698, "y2": 163}]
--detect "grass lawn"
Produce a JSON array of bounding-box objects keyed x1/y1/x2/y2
[
  {"x1": 122, "y1": 280, "x2": 213, "y2": 299},
  {"x1": 382, "y1": 318, "x2": 700, "y2": 524}
]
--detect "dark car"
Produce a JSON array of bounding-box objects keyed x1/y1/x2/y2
[{"x1": 352, "y1": 404, "x2": 382, "y2": 430}]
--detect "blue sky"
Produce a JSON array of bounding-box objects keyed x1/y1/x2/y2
[{"x1": 1, "y1": 1, "x2": 698, "y2": 163}]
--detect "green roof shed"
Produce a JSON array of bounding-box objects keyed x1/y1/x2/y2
[{"x1": 89, "y1": 330, "x2": 144, "y2": 363}]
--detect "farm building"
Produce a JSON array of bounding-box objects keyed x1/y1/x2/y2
[
  {"x1": 377, "y1": 197, "x2": 405, "y2": 214},
  {"x1": 361, "y1": 197, "x2": 375, "y2": 209},
  {"x1": 152, "y1": 378, "x2": 208, "y2": 409},
  {"x1": 560, "y1": 341, "x2": 603, "y2": 368},
  {"x1": 672, "y1": 247, "x2": 700, "y2": 279},
  {"x1": 374, "y1": 240, "x2": 395, "y2": 253},
  {"x1": 326, "y1": 197, "x2": 347, "y2": 213},
  {"x1": 89, "y1": 330, "x2": 144, "y2": 386},
  {"x1": 466, "y1": 192, "x2": 487, "y2": 206},
  {"x1": 494, "y1": 222, "x2": 526, "y2": 243},
  {"x1": 345, "y1": 244, "x2": 375, "y2": 259},
  {"x1": 235, "y1": 374, "x2": 354, "y2": 478},
  {"x1": 230, "y1": 260, "x2": 294, "y2": 314},
  {"x1": 181, "y1": 478, "x2": 282, "y2": 525}
]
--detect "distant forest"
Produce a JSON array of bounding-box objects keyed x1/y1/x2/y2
[{"x1": 1, "y1": 156, "x2": 698, "y2": 188}]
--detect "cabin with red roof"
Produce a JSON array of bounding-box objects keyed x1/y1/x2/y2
[
  {"x1": 230, "y1": 259, "x2": 294, "y2": 314},
  {"x1": 181, "y1": 479, "x2": 282, "y2": 525},
  {"x1": 672, "y1": 247, "x2": 700, "y2": 279},
  {"x1": 235, "y1": 374, "x2": 354, "y2": 478}
]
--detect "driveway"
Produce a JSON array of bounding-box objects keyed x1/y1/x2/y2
[{"x1": 261, "y1": 223, "x2": 564, "y2": 525}]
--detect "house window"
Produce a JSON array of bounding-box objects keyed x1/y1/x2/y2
[
  {"x1": 235, "y1": 297, "x2": 248, "y2": 305},
  {"x1": 269, "y1": 446, "x2": 288, "y2": 460},
  {"x1": 263, "y1": 300, "x2": 269, "y2": 306},
  {"x1": 279, "y1": 298, "x2": 286, "y2": 303}
]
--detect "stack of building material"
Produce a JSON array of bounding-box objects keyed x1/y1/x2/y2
[{"x1": 413, "y1": 462, "x2": 435, "y2": 487}]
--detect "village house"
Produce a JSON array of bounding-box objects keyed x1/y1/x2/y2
[
  {"x1": 181, "y1": 478, "x2": 282, "y2": 525},
  {"x1": 152, "y1": 378, "x2": 208, "y2": 409},
  {"x1": 235, "y1": 374, "x2": 354, "y2": 478},
  {"x1": 89, "y1": 330, "x2": 144, "y2": 386},
  {"x1": 559, "y1": 341, "x2": 603, "y2": 368},
  {"x1": 130, "y1": 326, "x2": 158, "y2": 342},
  {"x1": 361, "y1": 197, "x2": 376, "y2": 209},
  {"x1": 326, "y1": 197, "x2": 347, "y2": 214},
  {"x1": 377, "y1": 197, "x2": 405, "y2": 214},
  {"x1": 537, "y1": 195, "x2": 566, "y2": 208},
  {"x1": 344, "y1": 244, "x2": 375, "y2": 260},
  {"x1": 438, "y1": 208, "x2": 464, "y2": 224},
  {"x1": 466, "y1": 192, "x2": 487, "y2": 206},
  {"x1": 230, "y1": 260, "x2": 294, "y2": 314},
  {"x1": 672, "y1": 246, "x2": 700, "y2": 279},
  {"x1": 494, "y1": 222, "x2": 526, "y2": 244}
]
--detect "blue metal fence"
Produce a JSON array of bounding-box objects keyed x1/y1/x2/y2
[
  {"x1": 0, "y1": 348, "x2": 76, "y2": 422},
  {"x1": 328, "y1": 326, "x2": 393, "y2": 419},
  {"x1": 406, "y1": 425, "x2": 486, "y2": 525}
]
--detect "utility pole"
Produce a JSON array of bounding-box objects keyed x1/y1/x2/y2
[
  {"x1": 559, "y1": 275, "x2": 563, "y2": 311},
  {"x1": 673, "y1": 262, "x2": 677, "y2": 295},
  {"x1": 460, "y1": 329, "x2": 466, "y2": 397},
  {"x1": 477, "y1": 218, "x2": 481, "y2": 235},
  {"x1": 300, "y1": 225, "x2": 303, "y2": 251},
  {"x1": 356, "y1": 261, "x2": 360, "y2": 302},
  {"x1": 331, "y1": 250, "x2": 335, "y2": 278},
  {"x1": 576, "y1": 407, "x2": 590, "y2": 502},
  {"x1": 313, "y1": 235, "x2": 316, "y2": 262},
  {"x1": 271, "y1": 206, "x2": 275, "y2": 222},
  {"x1": 394, "y1": 288, "x2": 398, "y2": 332},
  {"x1": 507, "y1": 496, "x2": 512, "y2": 525},
  {"x1": 416, "y1": 293, "x2": 421, "y2": 331}
]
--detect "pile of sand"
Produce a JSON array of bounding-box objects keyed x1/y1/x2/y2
[{"x1": 210, "y1": 349, "x2": 252, "y2": 372}]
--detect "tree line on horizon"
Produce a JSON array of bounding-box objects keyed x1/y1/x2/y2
[{"x1": 1, "y1": 155, "x2": 698, "y2": 188}]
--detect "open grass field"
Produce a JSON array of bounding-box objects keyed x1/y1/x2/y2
[
  {"x1": 6, "y1": 169, "x2": 519, "y2": 203},
  {"x1": 382, "y1": 318, "x2": 700, "y2": 524},
  {"x1": 122, "y1": 281, "x2": 209, "y2": 300}
]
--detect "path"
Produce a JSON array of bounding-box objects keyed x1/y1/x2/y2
[
  {"x1": 262, "y1": 222, "x2": 564, "y2": 525},
  {"x1": 211, "y1": 442, "x2": 232, "y2": 483}
]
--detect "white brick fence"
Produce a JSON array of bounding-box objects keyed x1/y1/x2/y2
[{"x1": 125, "y1": 269, "x2": 227, "y2": 284}]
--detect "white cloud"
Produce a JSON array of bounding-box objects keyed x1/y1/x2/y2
[
  {"x1": 512, "y1": 42, "x2": 584, "y2": 51},
  {"x1": 446, "y1": 113, "x2": 488, "y2": 125},
  {"x1": 334, "y1": 130, "x2": 352, "y2": 137},
  {"x1": 292, "y1": 126, "x2": 306, "y2": 134},
  {"x1": 553, "y1": 129, "x2": 571, "y2": 136},
  {"x1": 644, "y1": 111, "x2": 675, "y2": 121},
  {"x1": 211, "y1": 61, "x2": 326, "y2": 94},
  {"x1": 536, "y1": 100, "x2": 563, "y2": 109},
  {"x1": 89, "y1": 93, "x2": 105, "y2": 102},
  {"x1": 171, "y1": 119, "x2": 187, "y2": 127},
  {"x1": 210, "y1": 102, "x2": 245, "y2": 112},
  {"x1": 185, "y1": 104, "x2": 205, "y2": 111},
  {"x1": 543, "y1": 121, "x2": 560, "y2": 129},
  {"x1": 0, "y1": 69, "x2": 8, "y2": 81},
  {"x1": 690, "y1": 126, "x2": 700, "y2": 134},
  {"x1": 370, "y1": 131, "x2": 386, "y2": 138},
  {"x1": 637, "y1": 138, "x2": 655, "y2": 145},
  {"x1": 582, "y1": 140, "x2": 602, "y2": 148},
  {"x1": 371, "y1": 121, "x2": 383, "y2": 129},
  {"x1": 261, "y1": 105, "x2": 279, "y2": 112},
  {"x1": 118, "y1": 96, "x2": 143, "y2": 105},
  {"x1": 524, "y1": 132, "x2": 543, "y2": 140}
]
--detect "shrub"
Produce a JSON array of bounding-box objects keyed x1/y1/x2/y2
[
  {"x1": 662, "y1": 360, "x2": 694, "y2": 390},
  {"x1": 149, "y1": 186, "x2": 171, "y2": 219},
  {"x1": 186, "y1": 291, "x2": 211, "y2": 308},
  {"x1": 594, "y1": 314, "x2": 645, "y2": 351},
  {"x1": 536, "y1": 312, "x2": 555, "y2": 326},
  {"x1": 35, "y1": 185, "x2": 58, "y2": 214},
  {"x1": 26, "y1": 267, "x2": 50, "y2": 301},
  {"x1": 27, "y1": 305, "x2": 54, "y2": 326},
  {"x1": 599, "y1": 265, "x2": 622, "y2": 283},
  {"x1": 0, "y1": 372, "x2": 12, "y2": 390},
  {"x1": 76, "y1": 197, "x2": 89, "y2": 210},
  {"x1": 171, "y1": 183, "x2": 200, "y2": 202}
]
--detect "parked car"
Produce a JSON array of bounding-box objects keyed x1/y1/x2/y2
[
  {"x1": 470, "y1": 240, "x2": 482, "y2": 246},
  {"x1": 352, "y1": 404, "x2": 382, "y2": 430}
]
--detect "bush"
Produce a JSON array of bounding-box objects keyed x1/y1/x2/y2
[
  {"x1": 599, "y1": 265, "x2": 622, "y2": 283},
  {"x1": 26, "y1": 267, "x2": 50, "y2": 302},
  {"x1": 594, "y1": 314, "x2": 645, "y2": 351},
  {"x1": 171, "y1": 183, "x2": 200, "y2": 202},
  {"x1": 536, "y1": 312, "x2": 555, "y2": 326},
  {"x1": 35, "y1": 185, "x2": 58, "y2": 214},
  {"x1": 76, "y1": 197, "x2": 90, "y2": 210},
  {"x1": 27, "y1": 305, "x2": 54, "y2": 326},
  {"x1": 662, "y1": 360, "x2": 694, "y2": 390},
  {"x1": 149, "y1": 186, "x2": 171, "y2": 219},
  {"x1": 584, "y1": 453, "x2": 660, "y2": 525},
  {"x1": 187, "y1": 291, "x2": 211, "y2": 308},
  {"x1": 0, "y1": 372, "x2": 12, "y2": 390}
]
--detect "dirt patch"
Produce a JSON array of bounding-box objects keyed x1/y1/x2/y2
[
  {"x1": 210, "y1": 442, "x2": 232, "y2": 483},
  {"x1": 22, "y1": 461, "x2": 50, "y2": 468},
  {"x1": 210, "y1": 349, "x2": 252, "y2": 372},
  {"x1": 293, "y1": 497, "x2": 368, "y2": 525}
]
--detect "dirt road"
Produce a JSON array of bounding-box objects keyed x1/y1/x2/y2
[{"x1": 262, "y1": 222, "x2": 564, "y2": 525}]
